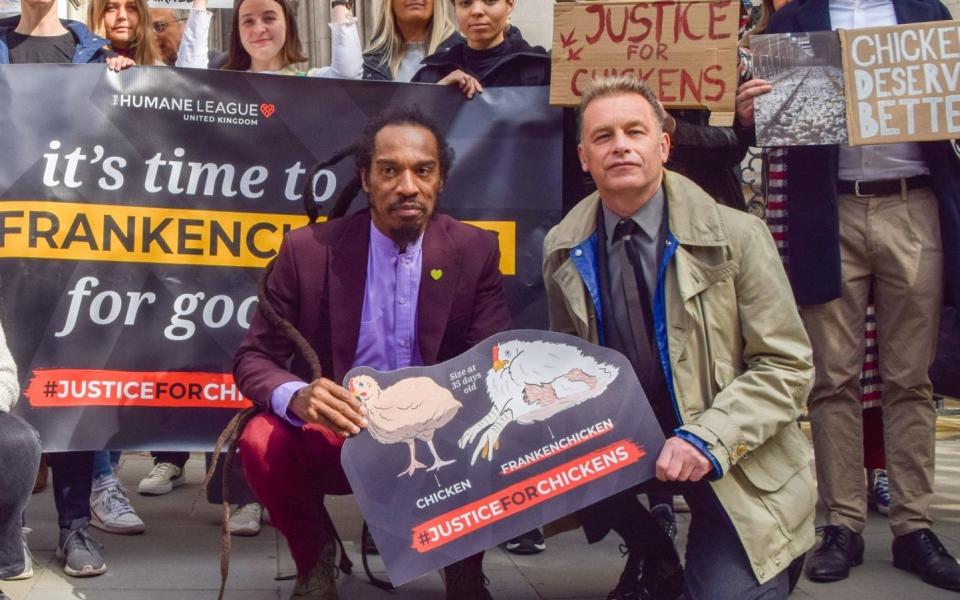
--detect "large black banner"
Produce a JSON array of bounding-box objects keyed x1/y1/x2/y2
[{"x1": 0, "y1": 65, "x2": 562, "y2": 451}]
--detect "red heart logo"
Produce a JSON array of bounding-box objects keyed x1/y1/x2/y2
[{"x1": 260, "y1": 103, "x2": 276, "y2": 118}]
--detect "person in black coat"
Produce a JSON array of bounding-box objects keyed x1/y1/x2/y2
[
  {"x1": 412, "y1": 0, "x2": 548, "y2": 91},
  {"x1": 361, "y1": 0, "x2": 461, "y2": 82}
]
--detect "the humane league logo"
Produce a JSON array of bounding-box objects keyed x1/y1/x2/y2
[{"x1": 112, "y1": 93, "x2": 275, "y2": 127}]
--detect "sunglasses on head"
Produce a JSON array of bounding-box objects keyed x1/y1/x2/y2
[{"x1": 152, "y1": 17, "x2": 188, "y2": 33}]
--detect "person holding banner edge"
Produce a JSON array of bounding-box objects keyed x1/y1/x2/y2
[
  {"x1": 361, "y1": 0, "x2": 460, "y2": 82},
  {"x1": 173, "y1": 0, "x2": 362, "y2": 77},
  {"x1": 738, "y1": 0, "x2": 960, "y2": 592},
  {"x1": 233, "y1": 108, "x2": 511, "y2": 599},
  {"x1": 543, "y1": 75, "x2": 816, "y2": 600},
  {"x1": 0, "y1": 0, "x2": 133, "y2": 579}
]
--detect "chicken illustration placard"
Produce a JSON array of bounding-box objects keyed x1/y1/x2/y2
[{"x1": 341, "y1": 329, "x2": 665, "y2": 587}]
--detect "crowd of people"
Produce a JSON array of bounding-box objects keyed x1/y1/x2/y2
[{"x1": 1, "y1": 0, "x2": 959, "y2": 599}]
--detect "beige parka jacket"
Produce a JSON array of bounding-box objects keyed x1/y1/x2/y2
[{"x1": 542, "y1": 170, "x2": 817, "y2": 584}]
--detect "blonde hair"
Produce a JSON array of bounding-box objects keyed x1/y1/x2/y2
[
  {"x1": 577, "y1": 75, "x2": 667, "y2": 139},
  {"x1": 366, "y1": 0, "x2": 458, "y2": 79},
  {"x1": 87, "y1": 0, "x2": 160, "y2": 66}
]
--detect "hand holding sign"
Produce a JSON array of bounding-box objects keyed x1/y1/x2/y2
[{"x1": 291, "y1": 377, "x2": 367, "y2": 436}]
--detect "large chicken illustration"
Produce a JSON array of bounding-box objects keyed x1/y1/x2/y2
[
  {"x1": 458, "y1": 340, "x2": 619, "y2": 465},
  {"x1": 349, "y1": 375, "x2": 462, "y2": 477}
]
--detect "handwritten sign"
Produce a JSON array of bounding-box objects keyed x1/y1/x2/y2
[
  {"x1": 550, "y1": 0, "x2": 739, "y2": 125},
  {"x1": 840, "y1": 21, "x2": 960, "y2": 145}
]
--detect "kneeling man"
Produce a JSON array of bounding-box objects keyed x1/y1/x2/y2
[
  {"x1": 543, "y1": 76, "x2": 816, "y2": 600},
  {"x1": 234, "y1": 109, "x2": 510, "y2": 599}
]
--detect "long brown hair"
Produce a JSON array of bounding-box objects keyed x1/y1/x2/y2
[
  {"x1": 87, "y1": 0, "x2": 160, "y2": 65},
  {"x1": 222, "y1": 0, "x2": 307, "y2": 71}
]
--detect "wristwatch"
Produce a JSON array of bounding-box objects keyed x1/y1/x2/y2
[{"x1": 331, "y1": 0, "x2": 353, "y2": 9}]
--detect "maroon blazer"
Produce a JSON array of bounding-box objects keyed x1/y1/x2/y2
[{"x1": 233, "y1": 209, "x2": 512, "y2": 410}]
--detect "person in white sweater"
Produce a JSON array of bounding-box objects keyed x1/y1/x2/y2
[
  {"x1": 177, "y1": 0, "x2": 362, "y2": 77},
  {"x1": 0, "y1": 322, "x2": 41, "y2": 600}
]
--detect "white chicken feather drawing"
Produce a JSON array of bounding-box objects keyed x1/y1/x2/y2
[
  {"x1": 458, "y1": 340, "x2": 619, "y2": 465},
  {"x1": 349, "y1": 375, "x2": 461, "y2": 477}
]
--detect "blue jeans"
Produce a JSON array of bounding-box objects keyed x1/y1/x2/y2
[
  {"x1": 0, "y1": 412, "x2": 41, "y2": 578},
  {"x1": 92, "y1": 450, "x2": 121, "y2": 479}
]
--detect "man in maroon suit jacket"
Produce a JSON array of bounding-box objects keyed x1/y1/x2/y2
[{"x1": 233, "y1": 109, "x2": 510, "y2": 599}]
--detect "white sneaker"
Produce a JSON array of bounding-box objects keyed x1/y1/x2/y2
[
  {"x1": 90, "y1": 475, "x2": 145, "y2": 535},
  {"x1": 137, "y1": 462, "x2": 185, "y2": 496},
  {"x1": 2, "y1": 527, "x2": 34, "y2": 580},
  {"x1": 228, "y1": 503, "x2": 263, "y2": 536}
]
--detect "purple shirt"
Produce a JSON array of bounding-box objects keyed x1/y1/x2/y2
[{"x1": 270, "y1": 222, "x2": 424, "y2": 426}]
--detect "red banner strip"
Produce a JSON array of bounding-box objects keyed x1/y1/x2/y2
[
  {"x1": 410, "y1": 439, "x2": 644, "y2": 553},
  {"x1": 25, "y1": 369, "x2": 251, "y2": 409}
]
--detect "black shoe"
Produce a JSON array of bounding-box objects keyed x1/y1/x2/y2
[
  {"x1": 443, "y1": 556, "x2": 493, "y2": 600},
  {"x1": 892, "y1": 528, "x2": 960, "y2": 591},
  {"x1": 607, "y1": 545, "x2": 650, "y2": 600},
  {"x1": 504, "y1": 529, "x2": 545, "y2": 555},
  {"x1": 650, "y1": 503, "x2": 677, "y2": 544},
  {"x1": 642, "y1": 556, "x2": 683, "y2": 600},
  {"x1": 805, "y1": 525, "x2": 864, "y2": 582}
]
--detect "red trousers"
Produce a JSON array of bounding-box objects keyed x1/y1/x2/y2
[{"x1": 239, "y1": 412, "x2": 351, "y2": 576}]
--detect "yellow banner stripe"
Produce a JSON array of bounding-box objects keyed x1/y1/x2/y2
[{"x1": 0, "y1": 201, "x2": 516, "y2": 274}]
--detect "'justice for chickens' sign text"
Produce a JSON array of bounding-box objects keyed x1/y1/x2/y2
[{"x1": 550, "y1": 0, "x2": 739, "y2": 125}]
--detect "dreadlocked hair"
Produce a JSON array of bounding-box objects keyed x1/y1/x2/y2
[{"x1": 204, "y1": 106, "x2": 454, "y2": 598}]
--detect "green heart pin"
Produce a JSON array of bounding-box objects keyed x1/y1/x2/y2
[{"x1": 430, "y1": 269, "x2": 443, "y2": 281}]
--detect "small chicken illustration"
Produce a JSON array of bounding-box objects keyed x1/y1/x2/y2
[
  {"x1": 349, "y1": 374, "x2": 462, "y2": 477},
  {"x1": 458, "y1": 340, "x2": 619, "y2": 465}
]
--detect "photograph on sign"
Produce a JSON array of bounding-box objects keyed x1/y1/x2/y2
[
  {"x1": 341, "y1": 329, "x2": 666, "y2": 586},
  {"x1": 550, "y1": 0, "x2": 740, "y2": 125},
  {"x1": 752, "y1": 32, "x2": 848, "y2": 146},
  {"x1": 840, "y1": 21, "x2": 960, "y2": 146}
]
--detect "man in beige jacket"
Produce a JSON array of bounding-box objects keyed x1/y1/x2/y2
[{"x1": 543, "y1": 75, "x2": 816, "y2": 600}]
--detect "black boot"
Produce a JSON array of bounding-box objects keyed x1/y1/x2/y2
[
  {"x1": 442, "y1": 553, "x2": 492, "y2": 600},
  {"x1": 805, "y1": 525, "x2": 864, "y2": 582},
  {"x1": 607, "y1": 545, "x2": 650, "y2": 600},
  {"x1": 892, "y1": 528, "x2": 960, "y2": 592}
]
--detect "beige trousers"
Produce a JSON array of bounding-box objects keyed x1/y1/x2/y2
[{"x1": 801, "y1": 186, "x2": 942, "y2": 536}]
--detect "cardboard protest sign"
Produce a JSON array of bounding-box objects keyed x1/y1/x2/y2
[
  {"x1": 147, "y1": 0, "x2": 233, "y2": 8},
  {"x1": 751, "y1": 32, "x2": 848, "y2": 146},
  {"x1": 341, "y1": 329, "x2": 665, "y2": 586},
  {"x1": 550, "y1": 0, "x2": 740, "y2": 125},
  {"x1": 840, "y1": 21, "x2": 960, "y2": 145}
]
